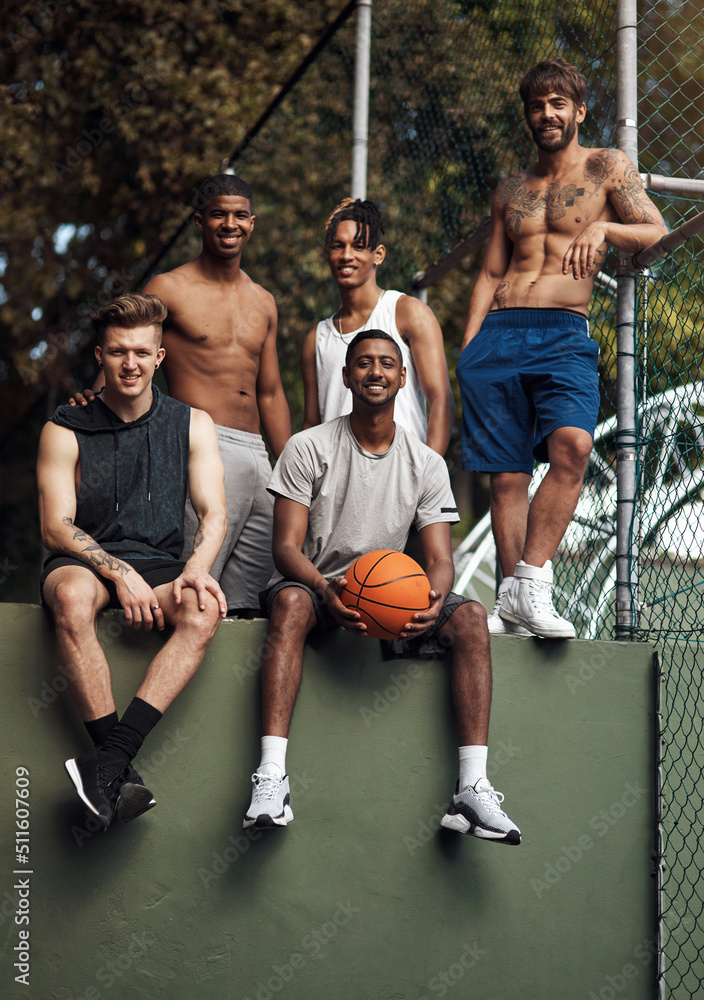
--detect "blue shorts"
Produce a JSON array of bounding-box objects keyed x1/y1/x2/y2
[{"x1": 456, "y1": 308, "x2": 600, "y2": 474}]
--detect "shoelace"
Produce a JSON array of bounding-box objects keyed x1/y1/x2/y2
[
  {"x1": 252, "y1": 773, "x2": 282, "y2": 802},
  {"x1": 474, "y1": 783, "x2": 506, "y2": 816},
  {"x1": 489, "y1": 596, "x2": 504, "y2": 618},
  {"x1": 524, "y1": 578, "x2": 562, "y2": 618}
]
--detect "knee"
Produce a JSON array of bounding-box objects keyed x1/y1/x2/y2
[
  {"x1": 550, "y1": 431, "x2": 593, "y2": 475},
  {"x1": 269, "y1": 587, "x2": 316, "y2": 632},
  {"x1": 490, "y1": 472, "x2": 529, "y2": 505},
  {"x1": 442, "y1": 600, "x2": 488, "y2": 642},
  {"x1": 173, "y1": 594, "x2": 222, "y2": 640},
  {"x1": 46, "y1": 579, "x2": 99, "y2": 631}
]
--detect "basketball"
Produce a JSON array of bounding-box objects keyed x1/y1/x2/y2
[{"x1": 340, "y1": 549, "x2": 431, "y2": 639}]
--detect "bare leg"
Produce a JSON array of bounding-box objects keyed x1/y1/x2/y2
[
  {"x1": 489, "y1": 471, "x2": 531, "y2": 579},
  {"x1": 260, "y1": 587, "x2": 318, "y2": 737},
  {"x1": 135, "y1": 583, "x2": 222, "y2": 713},
  {"x1": 522, "y1": 426, "x2": 592, "y2": 567},
  {"x1": 42, "y1": 567, "x2": 113, "y2": 720},
  {"x1": 438, "y1": 601, "x2": 492, "y2": 746}
]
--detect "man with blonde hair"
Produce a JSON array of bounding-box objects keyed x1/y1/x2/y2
[{"x1": 38, "y1": 293, "x2": 227, "y2": 829}]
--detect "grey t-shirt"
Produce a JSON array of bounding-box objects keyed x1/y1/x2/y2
[{"x1": 267, "y1": 415, "x2": 459, "y2": 583}]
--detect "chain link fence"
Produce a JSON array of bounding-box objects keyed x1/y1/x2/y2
[{"x1": 145, "y1": 1, "x2": 704, "y2": 994}]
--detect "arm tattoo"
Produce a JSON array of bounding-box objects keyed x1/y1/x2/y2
[
  {"x1": 494, "y1": 281, "x2": 510, "y2": 308},
  {"x1": 58, "y1": 517, "x2": 130, "y2": 575},
  {"x1": 583, "y1": 149, "x2": 619, "y2": 185},
  {"x1": 193, "y1": 520, "x2": 205, "y2": 552},
  {"x1": 613, "y1": 160, "x2": 662, "y2": 224}
]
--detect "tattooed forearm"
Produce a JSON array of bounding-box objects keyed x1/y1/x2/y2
[
  {"x1": 56, "y1": 522, "x2": 131, "y2": 576},
  {"x1": 193, "y1": 521, "x2": 206, "y2": 552}
]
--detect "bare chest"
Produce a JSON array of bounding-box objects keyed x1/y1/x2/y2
[
  {"x1": 503, "y1": 178, "x2": 608, "y2": 239},
  {"x1": 165, "y1": 289, "x2": 268, "y2": 357}
]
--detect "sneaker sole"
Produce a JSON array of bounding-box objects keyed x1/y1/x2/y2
[
  {"x1": 487, "y1": 617, "x2": 532, "y2": 636},
  {"x1": 114, "y1": 782, "x2": 157, "y2": 824},
  {"x1": 242, "y1": 805, "x2": 294, "y2": 830},
  {"x1": 64, "y1": 758, "x2": 111, "y2": 829},
  {"x1": 499, "y1": 609, "x2": 575, "y2": 639},
  {"x1": 441, "y1": 811, "x2": 521, "y2": 844}
]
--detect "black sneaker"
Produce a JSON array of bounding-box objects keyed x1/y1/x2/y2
[
  {"x1": 114, "y1": 764, "x2": 156, "y2": 824},
  {"x1": 64, "y1": 751, "x2": 120, "y2": 830}
]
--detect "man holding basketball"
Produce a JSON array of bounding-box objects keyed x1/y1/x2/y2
[{"x1": 243, "y1": 330, "x2": 521, "y2": 845}]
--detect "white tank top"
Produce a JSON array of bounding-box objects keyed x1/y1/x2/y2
[{"x1": 314, "y1": 289, "x2": 428, "y2": 442}]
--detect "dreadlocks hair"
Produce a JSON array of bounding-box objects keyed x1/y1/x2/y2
[
  {"x1": 193, "y1": 173, "x2": 254, "y2": 213},
  {"x1": 323, "y1": 198, "x2": 385, "y2": 254}
]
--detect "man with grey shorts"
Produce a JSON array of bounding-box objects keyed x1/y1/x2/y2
[{"x1": 242, "y1": 330, "x2": 521, "y2": 845}]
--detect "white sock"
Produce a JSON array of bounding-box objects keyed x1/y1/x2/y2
[
  {"x1": 459, "y1": 745, "x2": 488, "y2": 789},
  {"x1": 258, "y1": 736, "x2": 287, "y2": 777}
]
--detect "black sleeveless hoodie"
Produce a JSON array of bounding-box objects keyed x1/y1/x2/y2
[{"x1": 52, "y1": 387, "x2": 190, "y2": 560}]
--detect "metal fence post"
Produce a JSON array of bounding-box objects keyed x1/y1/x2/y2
[
  {"x1": 615, "y1": 0, "x2": 640, "y2": 639},
  {"x1": 351, "y1": 0, "x2": 372, "y2": 199}
]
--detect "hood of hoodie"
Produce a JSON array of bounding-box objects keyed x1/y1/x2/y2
[
  {"x1": 52, "y1": 387, "x2": 162, "y2": 516},
  {"x1": 53, "y1": 385, "x2": 160, "y2": 434},
  {"x1": 50, "y1": 386, "x2": 191, "y2": 561}
]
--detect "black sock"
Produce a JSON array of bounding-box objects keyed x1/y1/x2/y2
[
  {"x1": 99, "y1": 698, "x2": 163, "y2": 766},
  {"x1": 84, "y1": 712, "x2": 119, "y2": 747}
]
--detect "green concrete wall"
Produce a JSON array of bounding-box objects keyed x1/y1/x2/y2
[{"x1": 0, "y1": 603, "x2": 656, "y2": 1000}]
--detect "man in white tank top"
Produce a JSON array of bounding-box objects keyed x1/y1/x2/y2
[{"x1": 301, "y1": 199, "x2": 453, "y2": 457}]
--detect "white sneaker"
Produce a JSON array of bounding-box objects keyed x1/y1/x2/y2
[
  {"x1": 243, "y1": 770, "x2": 293, "y2": 829},
  {"x1": 499, "y1": 560, "x2": 575, "y2": 639},
  {"x1": 440, "y1": 778, "x2": 521, "y2": 844},
  {"x1": 487, "y1": 578, "x2": 531, "y2": 636}
]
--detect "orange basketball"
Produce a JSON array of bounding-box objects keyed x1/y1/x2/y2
[{"x1": 340, "y1": 549, "x2": 431, "y2": 639}]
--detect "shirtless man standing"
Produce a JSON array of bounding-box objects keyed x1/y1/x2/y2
[
  {"x1": 76, "y1": 175, "x2": 291, "y2": 614},
  {"x1": 456, "y1": 59, "x2": 667, "y2": 639}
]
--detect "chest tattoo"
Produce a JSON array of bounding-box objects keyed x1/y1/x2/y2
[{"x1": 503, "y1": 177, "x2": 588, "y2": 229}]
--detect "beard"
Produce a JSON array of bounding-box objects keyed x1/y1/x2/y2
[{"x1": 530, "y1": 114, "x2": 578, "y2": 152}]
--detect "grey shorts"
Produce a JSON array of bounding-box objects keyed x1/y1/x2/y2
[
  {"x1": 182, "y1": 426, "x2": 274, "y2": 611},
  {"x1": 260, "y1": 579, "x2": 470, "y2": 656}
]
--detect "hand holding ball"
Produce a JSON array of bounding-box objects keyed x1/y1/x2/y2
[{"x1": 340, "y1": 549, "x2": 431, "y2": 639}]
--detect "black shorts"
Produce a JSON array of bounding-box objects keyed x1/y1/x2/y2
[
  {"x1": 40, "y1": 555, "x2": 186, "y2": 610},
  {"x1": 260, "y1": 579, "x2": 471, "y2": 656}
]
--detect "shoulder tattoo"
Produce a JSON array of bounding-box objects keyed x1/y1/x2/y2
[{"x1": 583, "y1": 148, "x2": 620, "y2": 185}]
